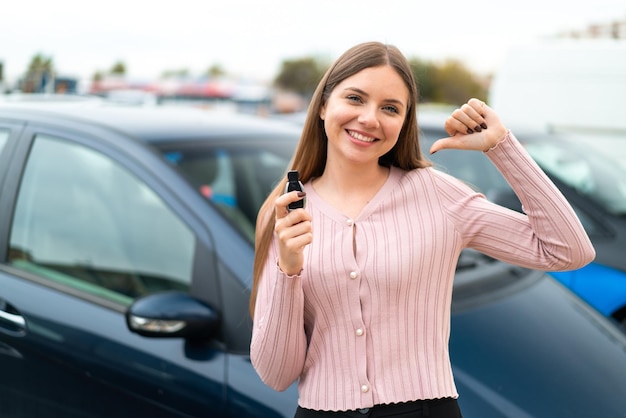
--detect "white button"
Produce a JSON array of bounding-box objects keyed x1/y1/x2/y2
[
  {"x1": 356, "y1": 328, "x2": 364, "y2": 336},
  {"x1": 346, "y1": 218, "x2": 354, "y2": 227},
  {"x1": 349, "y1": 271, "x2": 358, "y2": 279},
  {"x1": 361, "y1": 384, "x2": 369, "y2": 393}
]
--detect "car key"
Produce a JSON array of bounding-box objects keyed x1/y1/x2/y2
[{"x1": 284, "y1": 170, "x2": 306, "y2": 211}]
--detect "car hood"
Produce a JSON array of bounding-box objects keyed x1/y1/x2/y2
[{"x1": 450, "y1": 265, "x2": 626, "y2": 417}]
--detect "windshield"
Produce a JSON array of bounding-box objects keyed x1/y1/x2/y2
[
  {"x1": 156, "y1": 137, "x2": 296, "y2": 243},
  {"x1": 522, "y1": 132, "x2": 626, "y2": 216}
]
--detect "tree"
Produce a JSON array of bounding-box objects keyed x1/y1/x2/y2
[
  {"x1": 408, "y1": 57, "x2": 437, "y2": 103},
  {"x1": 21, "y1": 54, "x2": 54, "y2": 93},
  {"x1": 110, "y1": 61, "x2": 126, "y2": 75},
  {"x1": 28, "y1": 54, "x2": 53, "y2": 73},
  {"x1": 274, "y1": 54, "x2": 488, "y2": 106},
  {"x1": 431, "y1": 60, "x2": 487, "y2": 105},
  {"x1": 274, "y1": 57, "x2": 328, "y2": 98},
  {"x1": 206, "y1": 64, "x2": 225, "y2": 78},
  {"x1": 407, "y1": 57, "x2": 489, "y2": 105},
  {"x1": 161, "y1": 69, "x2": 190, "y2": 78}
]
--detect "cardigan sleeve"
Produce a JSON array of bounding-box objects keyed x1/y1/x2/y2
[
  {"x1": 250, "y1": 238, "x2": 308, "y2": 391},
  {"x1": 437, "y1": 131, "x2": 595, "y2": 271}
]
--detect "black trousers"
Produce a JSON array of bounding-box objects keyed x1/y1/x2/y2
[{"x1": 294, "y1": 398, "x2": 462, "y2": 418}]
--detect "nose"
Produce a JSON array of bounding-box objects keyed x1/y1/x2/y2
[{"x1": 358, "y1": 105, "x2": 380, "y2": 129}]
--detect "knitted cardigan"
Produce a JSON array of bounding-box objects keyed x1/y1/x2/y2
[{"x1": 251, "y1": 132, "x2": 595, "y2": 411}]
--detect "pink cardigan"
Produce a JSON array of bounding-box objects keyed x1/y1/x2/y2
[{"x1": 251, "y1": 132, "x2": 595, "y2": 412}]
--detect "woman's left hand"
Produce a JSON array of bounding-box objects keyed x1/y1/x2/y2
[{"x1": 429, "y1": 98, "x2": 508, "y2": 154}]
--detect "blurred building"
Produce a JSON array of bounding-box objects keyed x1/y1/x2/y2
[
  {"x1": 489, "y1": 37, "x2": 626, "y2": 132},
  {"x1": 559, "y1": 18, "x2": 626, "y2": 39}
]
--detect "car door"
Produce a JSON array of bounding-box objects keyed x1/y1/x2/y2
[
  {"x1": 0, "y1": 120, "x2": 228, "y2": 417},
  {"x1": 150, "y1": 138, "x2": 302, "y2": 417}
]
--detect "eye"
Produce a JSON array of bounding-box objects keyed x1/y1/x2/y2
[
  {"x1": 346, "y1": 94, "x2": 363, "y2": 103},
  {"x1": 382, "y1": 104, "x2": 400, "y2": 114}
]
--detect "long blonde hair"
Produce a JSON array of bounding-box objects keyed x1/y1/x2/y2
[{"x1": 250, "y1": 41, "x2": 431, "y2": 316}]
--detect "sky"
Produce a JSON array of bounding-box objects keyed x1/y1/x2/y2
[{"x1": 2, "y1": 0, "x2": 626, "y2": 84}]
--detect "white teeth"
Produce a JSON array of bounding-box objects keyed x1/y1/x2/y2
[{"x1": 348, "y1": 130, "x2": 376, "y2": 143}]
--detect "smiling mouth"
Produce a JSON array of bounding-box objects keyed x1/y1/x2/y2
[{"x1": 347, "y1": 130, "x2": 377, "y2": 143}]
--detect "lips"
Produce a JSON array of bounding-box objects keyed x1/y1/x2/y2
[{"x1": 347, "y1": 130, "x2": 377, "y2": 143}]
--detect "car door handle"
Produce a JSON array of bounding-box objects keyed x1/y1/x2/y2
[
  {"x1": 0, "y1": 310, "x2": 25, "y2": 328},
  {"x1": 0, "y1": 304, "x2": 26, "y2": 336}
]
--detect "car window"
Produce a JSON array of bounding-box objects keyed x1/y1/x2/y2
[
  {"x1": 162, "y1": 144, "x2": 290, "y2": 243},
  {"x1": 525, "y1": 143, "x2": 593, "y2": 192},
  {"x1": 420, "y1": 128, "x2": 511, "y2": 195},
  {"x1": 525, "y1": 139, "x2": 626, "y2": 216},
  {"x1": 0, "y1": 129, "x2": 8, "y2": 153},
  {"x1": 8, "y1": 134, "x2": 195, "y2": 306}
]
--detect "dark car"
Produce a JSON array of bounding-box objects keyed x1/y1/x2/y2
[
  {"x1": 1, "y1": 105, "x2": 626, "y2": 418},
  {"x1": 419, "y1": 112, "x2": 626, "y2": 326}
]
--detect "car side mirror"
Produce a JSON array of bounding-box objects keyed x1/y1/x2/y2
[{"x1": 126, "y1": 291, "x2": 219, "y2": 341}]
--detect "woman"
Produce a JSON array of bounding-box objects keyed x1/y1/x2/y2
[{"x1": 250, "y1": 41, "x2": 595, "y2": 417}]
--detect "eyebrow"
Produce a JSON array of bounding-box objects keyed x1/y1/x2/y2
[{"x1": 344, "y1": 87, "x2": 407, "y2": 109}]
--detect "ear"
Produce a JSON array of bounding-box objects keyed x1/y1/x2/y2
[{"x1": 320, "y1": 103, "x2": 326, "y2": 120}]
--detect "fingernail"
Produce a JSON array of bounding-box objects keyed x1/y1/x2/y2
[
  {"x1": 481, "y1": 123, "x2": 488, "y2": 129},
  {"x1": 466, "y1": 128, "x2": 474, "y2": 134},
  {"x1": 297, "y1": 192, "x2": 306, "y2": 197},
  {"x1": 474, "y1": 125, "x2": 482, "y2": 132}
]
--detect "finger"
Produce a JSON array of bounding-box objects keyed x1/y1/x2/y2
[
  {"x1": 278, "y1": 226, "x2": 313, "y2": 249},
  {"x1": 275, "y1": 211, "x2": 312, "y2": 239},
  {"x1": 445, "y1": 111, "x2": 474, "y2": 136},
  {"x1": 461, "y1": 103, "x2": 487, "y2": 131},
  {"x1": 429, "y1": 136, "x2": 458, "y2": 154},
  {"x1": 448, "y1": 106, "x2": 486, "y2": 134},
  {"x1": 276, "y1": 228, "x2": 313, "y2": 249},
  {"x1": 430, "y1": 131, "x2": 490, "y2": 154},
  {"x1": 275, "y1": 191, "x2": 307, "y2": 219},
  {"x1": 468, "y1": 98, "x2": 486, "y2": 117},
  {"x1": 276, "y1": 211, "x2": 312, "y2": 230}
]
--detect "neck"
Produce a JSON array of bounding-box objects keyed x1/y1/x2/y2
[
  {"x1": 319, "y1": 161, "x2": 388, "y2": 193},
  {"x1": 312, "y1": 162, "x2": 390, "y2": 219}
]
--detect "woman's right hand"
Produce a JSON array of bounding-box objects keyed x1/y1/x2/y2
[
  {"x1": 429, "y1": 98, "x2": 508, "y2": 154},
  {"x1": 274, "y1": 191, "x2": 312, "y2": 276}
]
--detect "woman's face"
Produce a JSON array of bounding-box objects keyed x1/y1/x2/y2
[{"x1": 320, "y1": 65, "x2": 409, "y2": 168}]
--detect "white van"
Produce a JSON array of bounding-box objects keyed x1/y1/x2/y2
[{"x1": 488, "y1": 39, "x2": 626, "y2": 133}]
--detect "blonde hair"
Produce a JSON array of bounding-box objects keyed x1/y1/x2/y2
[{"x1": 250, "y1": 41, "x2": 431, "y2": 316}]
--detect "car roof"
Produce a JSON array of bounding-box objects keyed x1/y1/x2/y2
[{"x1": 0, "y1": 103, "x2": 303, "y2": 144}]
